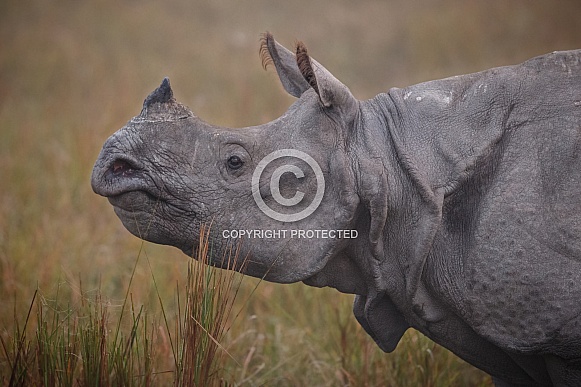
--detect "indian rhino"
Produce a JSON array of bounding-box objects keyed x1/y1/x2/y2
[{"x1": 91, "y1": 33, "x2": 581, "y2": 386}]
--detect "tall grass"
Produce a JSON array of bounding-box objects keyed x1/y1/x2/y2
[
  {"x1": 0, "y1": 225, "x2": 492, "y2": 386},
  {"x1": 174, "y1": 225, "x2": 245, "y2": 386},
  {"x1": 1, "y1": 225, "x2": 245, "y2": 386}
]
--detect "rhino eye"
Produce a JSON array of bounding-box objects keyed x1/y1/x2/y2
[{"x1": 227, "y1": 155, "x2": 244, "y2": 170}]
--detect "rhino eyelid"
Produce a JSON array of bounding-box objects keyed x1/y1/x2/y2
[{"x1": 227, "y1": 155, "x2": 244, "y2": 170}]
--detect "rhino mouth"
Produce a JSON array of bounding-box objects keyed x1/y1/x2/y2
[
  {"x1": 108, "y1": 191, "x2": 161, "y2": 214},
  {"x1": 92, "y1": 155, "x2": 200, "y2": 231}
]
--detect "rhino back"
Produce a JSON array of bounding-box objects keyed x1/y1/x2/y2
[
  {"x1": 459, "y1": 53, "x2": 581, "y2": 357},
  {"x1": 387, "y1": 50, "x2": 581, "y2": 358}
]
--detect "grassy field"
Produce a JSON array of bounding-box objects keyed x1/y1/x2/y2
[{"x1": 1, "y1": 0, "x2": 580, "y2": 385}]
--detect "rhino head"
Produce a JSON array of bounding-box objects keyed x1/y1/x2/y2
[{"x1": 91, "y1": 33, "x2": 387, "y2": 296}]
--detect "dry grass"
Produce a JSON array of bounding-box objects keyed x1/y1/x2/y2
[
  {"x1": 175, "y1": 225, "x2": 245, "y2": 386},
  {"x1": 1, "y1": 225, "x2": 245, "y2": 386},
  {"x1": 1, "y1": 0, "x2": 580, "y2": 385}
]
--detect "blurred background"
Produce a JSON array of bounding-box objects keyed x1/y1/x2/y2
[{"x1": 1, "y1": 0, "x2": 580, "y2": 385}]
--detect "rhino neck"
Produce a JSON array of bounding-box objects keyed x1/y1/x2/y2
[
  {"x1": 343, "y1": 96, "x2": 418, "y2": 351},
  {"x1": 374, "y1": 79, "x2": 511, "y2": 321},
  {"x1": 344, "y1": 93, "x2": 457, "y2": 352},
  {"x1": 333, "y1": 98, "x2": 408, "y2": 297},
  {"x1": 301, "y1": 98, "x2": 398, "y2": 297},
  {"x1": 352, "y1": 85, "x2": 513, "y2": 340}
]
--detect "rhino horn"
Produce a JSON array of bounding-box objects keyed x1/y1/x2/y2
[
  {"x1": 143, "y1": 77, "x2": 174, "y2": 108},
  {"x1": 137, "y1": 77, "x2": 193, "y2": 121}
]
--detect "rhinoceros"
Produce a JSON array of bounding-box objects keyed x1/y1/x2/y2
[{"x1": 91, "y1": 33, "x2": 581, "y2": 386}]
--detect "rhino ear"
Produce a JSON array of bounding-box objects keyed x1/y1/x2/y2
[
  {"x1": 260, "y1": 32, "x2": 311, "y2": 97},
  {"x1": 295, "y1": 41, "x2": 357, "y2": 113}
]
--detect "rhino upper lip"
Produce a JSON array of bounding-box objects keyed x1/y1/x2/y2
[
  {"x1": 93, "y1": 155, "x2": 193, "y2": 218},
  {"x1": 93, "y1": 156, "x2": 162, "y2": 202}
]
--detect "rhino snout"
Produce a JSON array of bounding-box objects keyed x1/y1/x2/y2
[{"x1": 91, "y1": 153, "x2": 148, "y2": 198}]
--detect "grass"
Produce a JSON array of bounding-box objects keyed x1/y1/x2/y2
[
  {"x1": 1, "y1": 225, "x2": 246, "y2": 386},
  {"x1": 174, "y1": 225, "x2": 244, "y2": 386},
  {"x1": 1, "y1": 0, "x2": 580, "y2": 385},
  {"x1": 2, "y1": 224, "x2": 489, "y2": 386},
  {"x1": 1, "y1": 262, "x2": 492, "y2": 386}
]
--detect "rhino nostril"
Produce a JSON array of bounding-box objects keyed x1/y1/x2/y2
[{"x1": 110, "y1": 158, "x2": 139, "y2": 177}]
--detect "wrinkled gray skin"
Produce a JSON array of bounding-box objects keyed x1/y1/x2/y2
[{"x1": 92, "y1": 34, "x2": 581, "y2": 386}]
